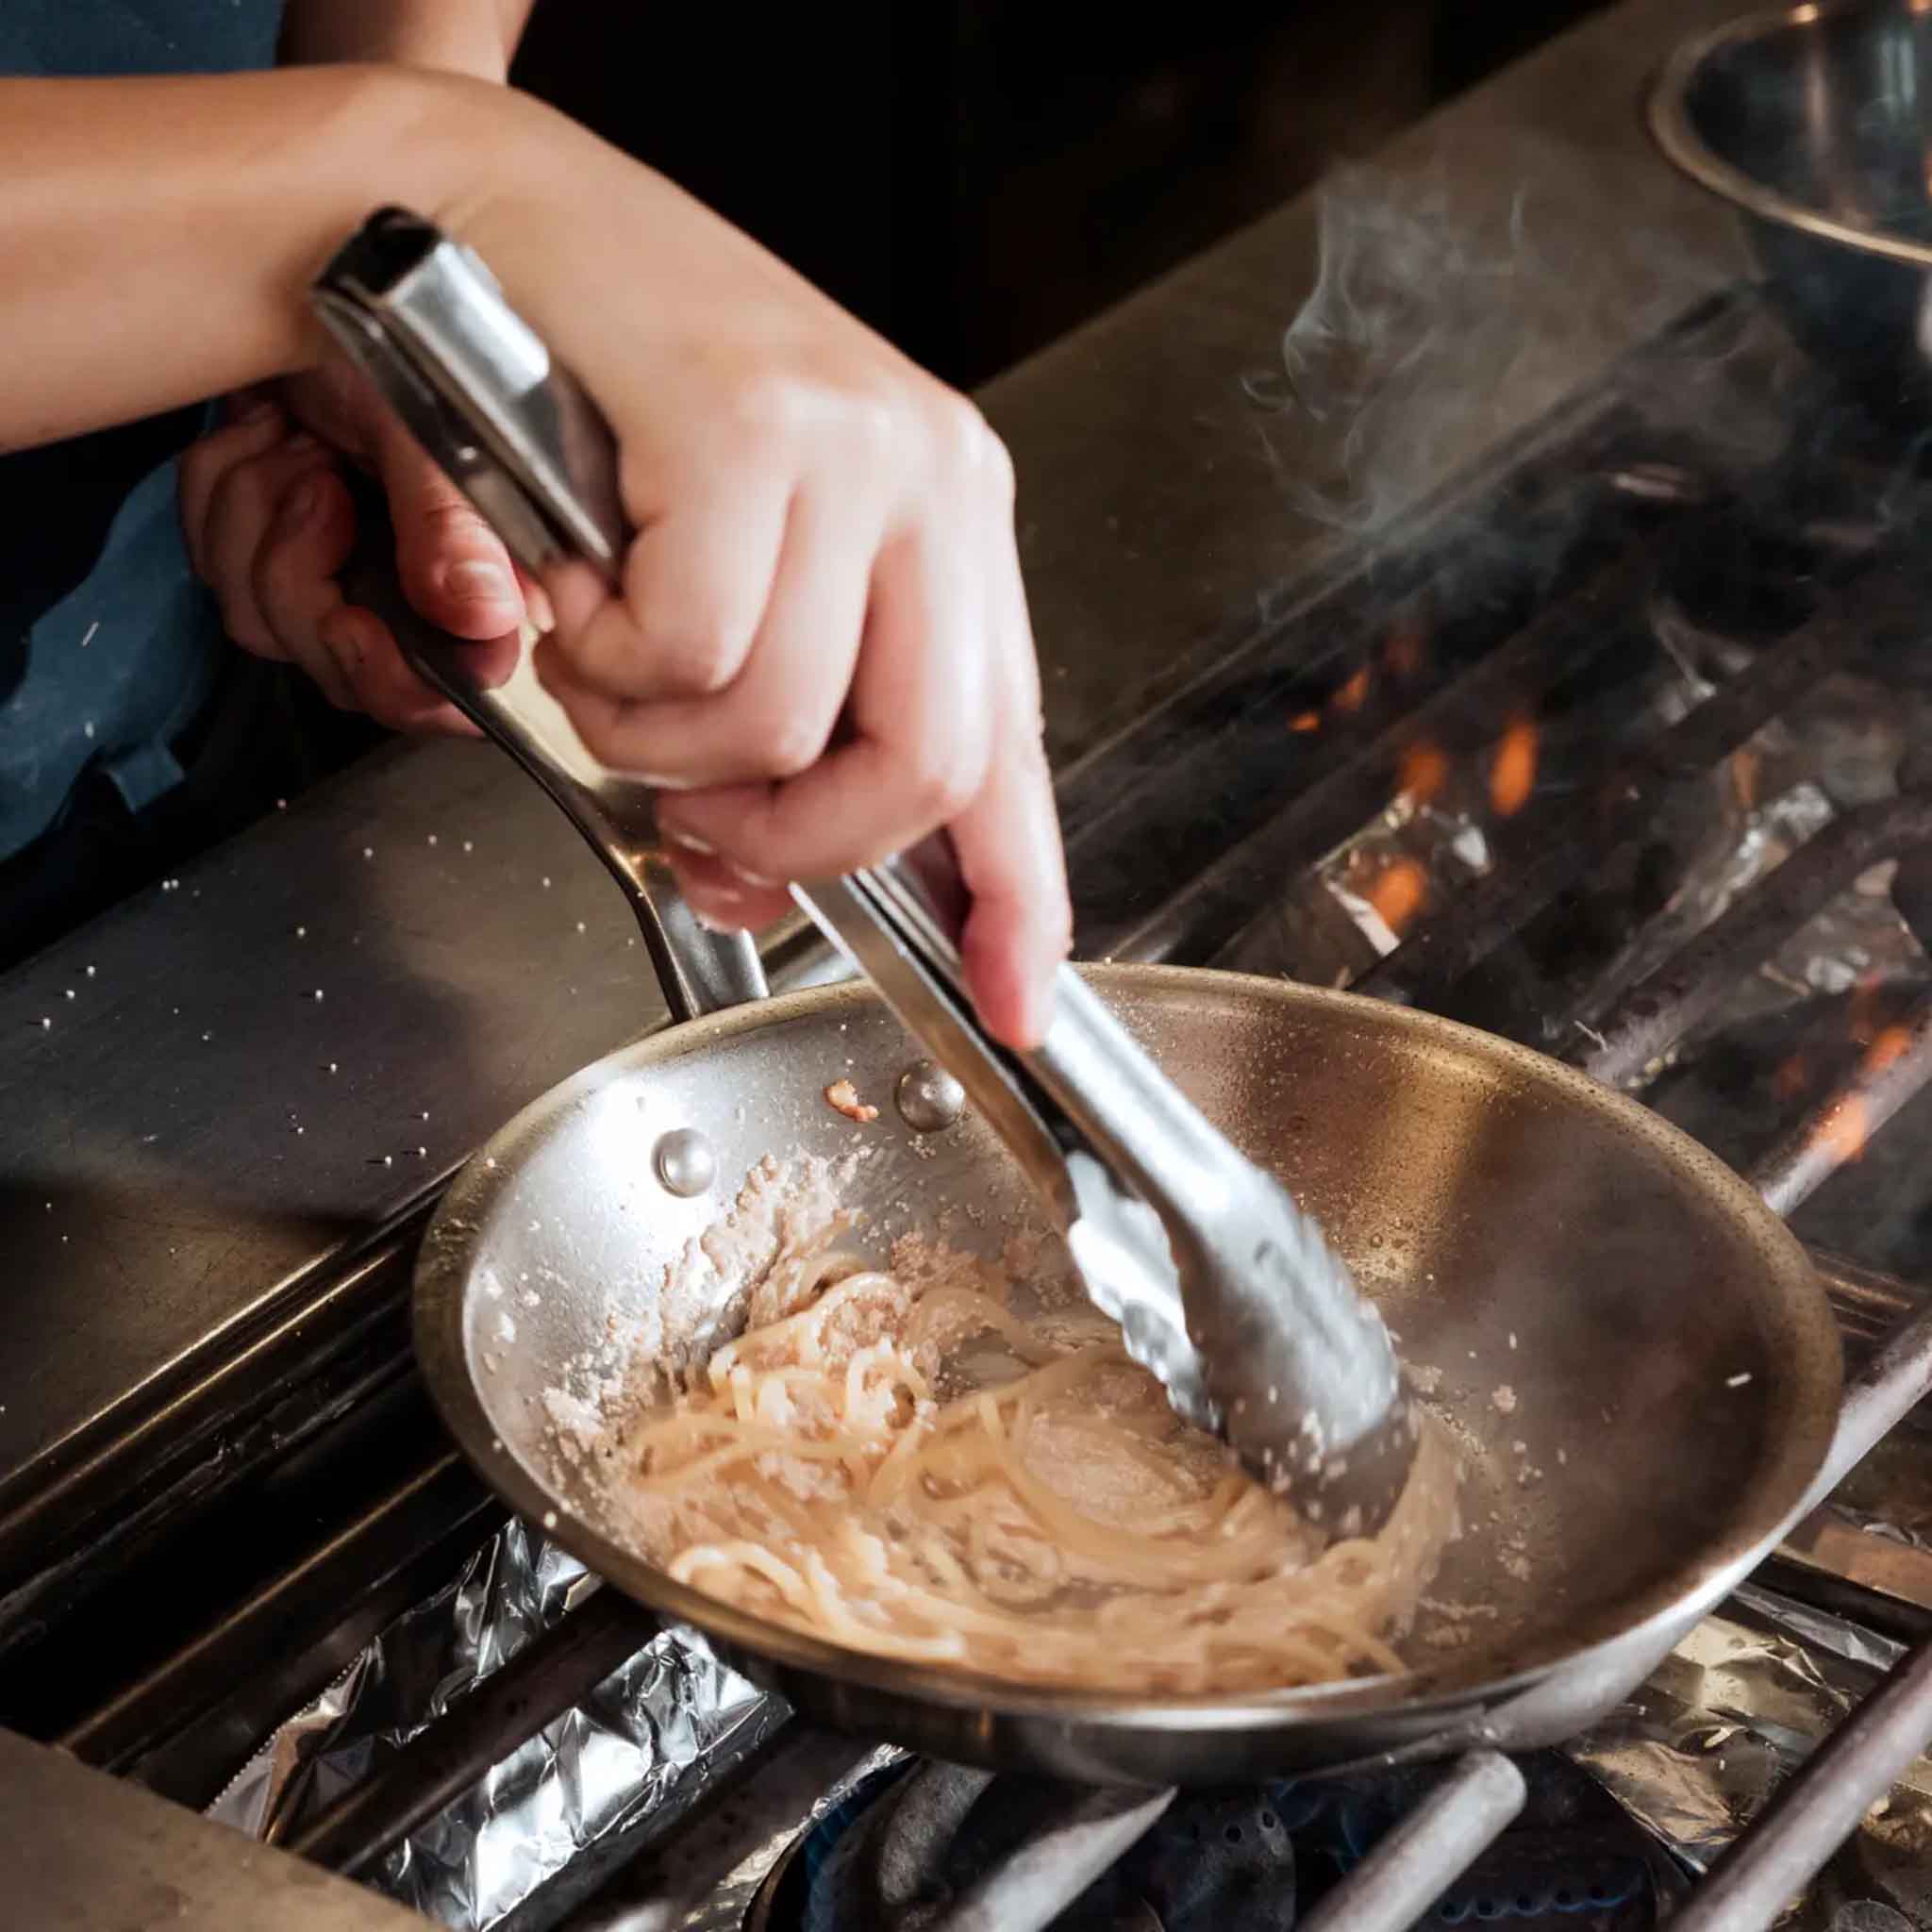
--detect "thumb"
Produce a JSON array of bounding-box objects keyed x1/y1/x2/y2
[{"x1": 374, "y1": 425, "x2": 525, "y2": 640}]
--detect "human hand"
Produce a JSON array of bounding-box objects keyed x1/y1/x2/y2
[
  {"x1": 177, "y1": 360, "x2": 531, "y2": 732},
  {"x1": 447, "y1": 104, "x2": 1073, "y2": 1046}
]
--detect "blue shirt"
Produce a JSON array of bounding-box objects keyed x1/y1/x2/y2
[{"x1": 0, "y1": 3, "x2": 284, "y2": 864}]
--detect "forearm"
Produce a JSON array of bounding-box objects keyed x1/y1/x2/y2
[
  {"x1": 0, "y1": 66, "x2": 519, "y2": 449},
  {"x1": 280, "y1": 0, "x2": 537, "y2": 83}
]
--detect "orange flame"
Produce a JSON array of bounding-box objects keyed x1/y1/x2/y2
[
  {"x1": 1490, "y1": 717, "x2": 1539, "y2": 818},
  {"x1": 1814, "y1": 1095, "x2": 1872, "y2": 1168},
  {"x1": 1365, "y1": 858, "x2": 1428, "y2": 935},
  {"x1": 1864, "y1": 1024, "x2": 1915, "y2": 1076},
  {"x1": 1384, "y1": 620, "x2": 1426, "y2": 680},
  {"x1": 1849, "y1": 974, "x2": 1887, "y2": 1048},
  {"x1": 1731, "y1": 747, "x2": 1760, "y2": 811},
  {"x1": 1331, "y1": 665, "x2": 1373, "y2": 716},
  {"x1": 1289, "y1": 709, "x2": 1322, "y2": 734},
  {"x1": 1396, "y1": 740, "x2": 1450, "y2": 808}
]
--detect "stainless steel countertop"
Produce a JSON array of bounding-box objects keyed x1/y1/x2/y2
[
  {"x1": 0, "y1": 1728, "x2": 434, "y2": 1927},
  {"x1": 0, "y1": 0, "x2": 1754, "y2": 1545}
]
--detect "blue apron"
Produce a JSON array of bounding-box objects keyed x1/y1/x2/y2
[{"x1": 0, "y1": 4, "x2": 334, "y2": 965}]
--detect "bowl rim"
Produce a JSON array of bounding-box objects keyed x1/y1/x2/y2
[{"x1": 1650, "y1": 0, "x2": 1932, "y2": 270}]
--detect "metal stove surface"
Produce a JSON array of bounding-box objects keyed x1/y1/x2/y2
[
  {"x1": 14, "y1": 0, "x2": 1932, "y2": 1922},
  {"x1": 185, "y1": 277, "x2": 1932, "y2": 1932}
]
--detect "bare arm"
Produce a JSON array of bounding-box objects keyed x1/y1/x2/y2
[
  {"x1": 279, "y1": 0, "x2": 536, "y2": 82},
  {"x1": 2, "y1": 58, "x2": 1071, "y2": 1046},
  {"x1": 0, "y1": 66, "x2": 497, "y2": 449}
]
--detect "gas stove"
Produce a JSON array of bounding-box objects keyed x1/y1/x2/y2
[
  {"x1": 15, "y1": 275, "x2": 1924, "y2": 1932},
  {"x1": 746, "y1": 1752, "x2": 1683, "y2": 1931},
  {"x1": 14, "y1": 0, "x2": 1932, "y2": 1924}
]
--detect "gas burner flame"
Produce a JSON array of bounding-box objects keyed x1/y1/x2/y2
[
  {"x1": 1365, "y1": 857, "x2": 1429, "y2": 935},
  {"x1": 1848, "y1": 973, "x2": 1889, "y2": 1049},
  {"x1": 1811, "y1": 1094, "x2": 1872, "y2": 1169},
  {"x1": 1804, "y1": 1017, "x2": 1921, "y2": 1168},
  {"x1": 1489, "y1": 716, "x2": 1539, "y2": 818},
  {"x1": 1730, "y1": 747, "x2": 1761, "y2": 811},
  {"x1": 1396, "y1": 740, "x2": 1450, "y2": 809},
  {"x1": 1384, "y1": 618, "x2": 1427, "y2": 679},
  {"x1": 1331, "y1": 664, "x2": 1373, "y2": 716}
]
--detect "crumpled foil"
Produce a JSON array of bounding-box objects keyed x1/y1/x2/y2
[
  {"x1": 1563, "y1": 1587, "x2": 1932, "y2": 1929},
  {"x1": 208, "y1": 1518, "x2": 784, "y2": 1930}
]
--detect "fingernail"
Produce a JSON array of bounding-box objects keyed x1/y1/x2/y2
[
  {"x1": 692, "y1": 895, "x2": 747, "y2": 934},
  {"x1": 442, "y1": 561, "x2": 515, "y2": 606},
  {"x1": 661, "y1": 824, "x2": 717, "y2": 858},
  {"x1": 277, "y1": 475, "x2": 322, "y2": 532},
  {"x1": 1019, "y1": 975, "x2": 1060, "y2": 1046}
]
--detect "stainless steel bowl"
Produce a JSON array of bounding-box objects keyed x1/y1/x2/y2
[{"x1": 1652, "y1": 0, "x2": 1932, "y2": 407}]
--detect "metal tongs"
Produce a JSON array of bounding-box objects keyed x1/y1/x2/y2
[{"x1": 312, "y1": 208, "x2": 1418, "y2": 1533}]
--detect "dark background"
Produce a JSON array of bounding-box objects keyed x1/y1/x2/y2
[{"x1": 512, "y1": 0, "x2": 1610, "y2": 390}]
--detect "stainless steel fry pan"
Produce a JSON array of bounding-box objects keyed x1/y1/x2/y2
[{"x1": 413, "y1": 927, "x2": 1839, "y2": 1783}]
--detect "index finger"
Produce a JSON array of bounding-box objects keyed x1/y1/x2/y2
[{"x1": 951, "y1": 564, "x2": 1070, "y2": 1051}]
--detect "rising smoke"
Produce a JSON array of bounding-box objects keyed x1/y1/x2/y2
[{"x1": 1254, "y1": 130, "x2": 1769, "y2": 539}]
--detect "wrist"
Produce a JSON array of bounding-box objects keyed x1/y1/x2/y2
[{"x1": 280, "y1": 65, "x2": 530, "y2": 364}]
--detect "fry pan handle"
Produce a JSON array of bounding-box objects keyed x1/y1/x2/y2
[
  {"x1": 317, "y1": 209, "x2": 765, "y2": 1024},
  {"x1": 343, "y1": 541, "x2": 768, "y2": 1025}
]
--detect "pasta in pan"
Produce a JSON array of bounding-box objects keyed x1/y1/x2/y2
[{"x1": 595, "y1": 1224, "x2": 1458, "y2": 1694}]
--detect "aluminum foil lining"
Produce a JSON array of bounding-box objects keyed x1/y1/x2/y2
[
  {"x1": 1564, "y1": 1584, "x2": 1932, "y2": 1929},
  {"x1": 216, "y1": 1511, "x2": 1932, "y2": 1931},
  {"x1": 208, "y1": 1517, "x2": 784, "y2": 1930}
]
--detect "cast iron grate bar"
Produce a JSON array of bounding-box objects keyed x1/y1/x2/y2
[
  {"x1": 1091, "y1": 544, "x2": 1664, "y2": 966},
  {"x1": 1352, "y1": 596, "x2": 1874, "y2": 1010},
  {"x1": 1577, "y1": 800, "x2": 1932, "y2": 1091}
]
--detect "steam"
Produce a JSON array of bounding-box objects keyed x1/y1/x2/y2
[{"x1": 1255, "y1": 131, "x2": 1765, "y2": 539}]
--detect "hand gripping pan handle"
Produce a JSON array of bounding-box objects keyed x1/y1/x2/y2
[{"x1": 311, "y1": 207, "x2": 1418, "y2": 1532}]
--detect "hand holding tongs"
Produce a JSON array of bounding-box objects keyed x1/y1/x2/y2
[{"x1": 312, "y1": 209, "x2": 1418, "y2": 1533}]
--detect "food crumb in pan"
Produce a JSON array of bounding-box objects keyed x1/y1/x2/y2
[
  {"x1": 1726, "y1": 1371, "x2": 1753, "y2": 1388},
  {"x1": 1408, "y1": 1363, "x2": 1443, "y2": 1394},
  {"x1": 1491, "y1": 1384, "x2": 1517, "y2": 1414},
  {"x1": 824, "y1": 1078, "x2": 878, "y2": 1123}
]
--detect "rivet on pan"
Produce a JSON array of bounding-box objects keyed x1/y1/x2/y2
[
  {"x1": 653, "y1": 1127, "x2": 716, "y2": 1197},
  {"x1": 895, "y1": 1059, "x2": 966, "y2": 1133}
]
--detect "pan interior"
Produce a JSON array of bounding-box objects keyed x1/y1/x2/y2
[{"x1": 428, "y1": 971, "x2": 1836, "y2": 1706}]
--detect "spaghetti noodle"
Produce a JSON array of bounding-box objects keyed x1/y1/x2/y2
[{"x1": 594, "y1": 1239, "x2": 1457, "y2": 1694}]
